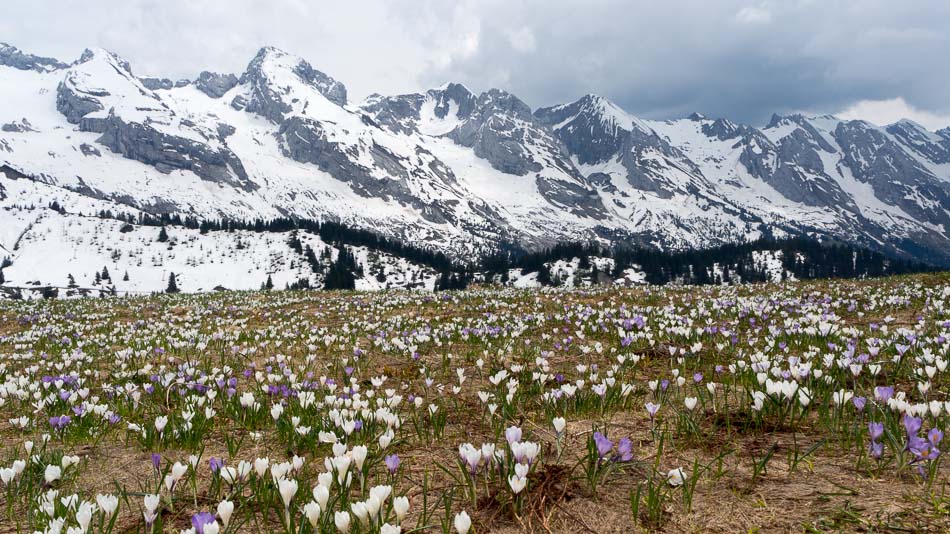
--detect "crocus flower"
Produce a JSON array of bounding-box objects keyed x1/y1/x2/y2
[
  {"x1": 49, "y1": 415, "x2": 71, "y2": 431},
  {"x1": 209, "y1": 457, "x2": 224, "y2": 473},
  {"x1": 454, "y1": 511, "x2": 471, "y2": 534},
  {"x1": 593, "y1": 432, "x2": 613, "y2": 459},
  {"x1": 385, "y1": 454, "x2": 400, "y2": 474},
  {"x1": 44, "y1": 465, "x2": 62, "y2": 484},
  {"x1": 908, "y1": 436, "x2": 939, "y2": 463},
  {"x1": 873, "y1": 386, "x2": 894, "y2": 403},
  {"x1": 335, "y1": 511, "x2": 351, "y2": 532},
  {"x1": 667, "y1": 468, "x2": 685, "y2": 487},
  {"x1": 191, "y1": 512, "x2": 216, "y2": 534},
  {"x1": 903, "y1": 415, "x2": 923, "y2": 437},
  {"x1": 615, "y1": 437, "x2": 633, "y2": 462},
  {"x1": 928, "y1": 428, "x2": 944, "y2": 447},
  {"x1": 868, "y1": 422, "x2": 884, "y2": 442},
  {"x1": 217, "y1": 500, "x2": 234, "y2": 529},
  {"x1": 505, "y1": 426, "x2": 523, "y2": 445},
  {"x1": 852, "y1": 396, "x2": 867, "y2": 412}
]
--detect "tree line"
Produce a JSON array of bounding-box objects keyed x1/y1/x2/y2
[{"x1": 85, "y1": 208, "x2": 936, "y2": 292}]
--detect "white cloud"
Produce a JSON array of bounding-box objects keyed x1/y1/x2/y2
[
  {"x1": 735, "y1": 5, "x2": 772, "y2": 24},
  {"x1": 507, "y1": 27, "x2": 536, "y2": 53},
  {"x1": 838, "y1": 97, "x2": 950, "y2": 131},
  {"x1": 2, "y1": 0, "x2": 949, "y2": 125}
]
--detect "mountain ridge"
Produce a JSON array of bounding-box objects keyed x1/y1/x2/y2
[{"x1": 1, "y1": 42, "x2": 948, "y2": 275}]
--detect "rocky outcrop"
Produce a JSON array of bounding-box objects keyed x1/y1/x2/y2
[
  {"x1": 55, "y1": 78, "x2": 105, "y2": 124},
  {"x1": 360, "y1": 93, "x2": 426, "y2": 134},
  {"x1": 0, "y1": 43, "x2": 67, "y2": 72},
  {"x1": 292, "y1": 61, "x2": 346, "y2": 106},
  {"x1": 433, "y1": 83, "x2": 477, "y2": 120},
  {"x1": 140, "y1": 77, "x2": 174, "y2": 90},
  {"x1": 753, "y1": 124, "x2": 855, "y2": 210},
  {"x1": 140, "y1": 78, "x2": 189, "y2": 90},
  {"x1": 195, "y1": 71, "x2": 238, "y2": 98},
  {"x1": 79, "y1": 143, "x2": 101, "y2": 157},
  {"x1": 360, "y1": 83, "x2": 478, "y2": 136},
  {"x1": 701, "y1": 118, "x2": 742, "y2": 141},
  {"x1": 449, "y1": 90, "x2": 546, "y2": 174},
  {"x1": 83, "y1": 112, "x2": 253, "y2": 191},
  {"x1": 278, "y1": 116, "x2": 454, "y2": 224},
  {"x1": 1, "y1": 119, "x2": 35, "y2": 133}
]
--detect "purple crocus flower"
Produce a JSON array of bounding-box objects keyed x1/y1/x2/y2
[
  {"x1": 645, "y1": 402, "x2": 660, "y2": 419},
  {"x1": 385, "y1": 454, "x2": 400, "y2": 474},
  {"x1": 615, "y1": 437, "x2": 633, "y2": 462},
  {"x1": 928, "y1": 428, "x2": 944, "y2": 447},
  {"x1": 49, "y1": 415, "x2": 72, "y2": 430},
  {"x1": 209, "y1": 457, "x2": 224, "y2": 473},
  {"x1": 874, "y1": 386, "x2": 894, "y2": 403},
  {"x1": 852, "y1": 396, "x2": 867, "y2": 412},
  {"x1": 593, "y1": 432, "x2": 613, "y2": 459},
  {"x1": 151, "y1": 453, "x2": 162, "y2": 472},
  {"x1": 868, "y1": 440, "x2": 884, "y2": 459},
  {"x1": 908, "y1": 436, "x2": 939, "y2": 463},
  {"x1": 903, "y1": 415, "x2": 923, "y2": 437},
  {"x1": 191, "y1": 512, "x2": 216, "y2": 534},
  {"x1": 868, "y1": 422, "x2": 884, "y2": 442}
]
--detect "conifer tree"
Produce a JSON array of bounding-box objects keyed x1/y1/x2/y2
[{"x1": 166, "y1": 273, "x2": 180, "y2": 294}]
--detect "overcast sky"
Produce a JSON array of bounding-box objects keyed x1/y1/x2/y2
[{"x1": 3, "y1": 0, "x2": 949, "y2": 129}]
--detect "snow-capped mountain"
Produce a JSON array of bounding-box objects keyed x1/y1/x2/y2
[{"x1": 1, "y1": 42, "x2": 949, "y2": 293}]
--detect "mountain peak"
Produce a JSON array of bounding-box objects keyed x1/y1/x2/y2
[
  {"x1": 476, "y1": 88, "x2": 532, "y2": 118},
  {"x1": 429, "y1": 82, "x2": 476, "y2": 105},
  {"x1": 240, "y1": 45, "x2": 347, "y2": 108},
  {"x1": 434, "y1": 81, "x2": 474, "y2": 94},
  {"x1": 76, "y1": 47, "x2": 133, "y2": 74},
  {"x1": 0, "y1": 42, "x2": 68, "y2": 73},
  {"x1": 890, "y1": 118, "x2": 931, "y2": 132},
  {"x1": 765, "y1": 113, "x2": 786, "y2": 129}
]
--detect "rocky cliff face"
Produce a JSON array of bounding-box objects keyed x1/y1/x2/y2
[
  {"x1": 1, "y1": 43, "x2": 948, "y2": 265},
  {"x1": 87, "y1": 112, "x2": 253, "y2": 190},
  {"x1": 0, "y1": 43, "x2": 67, "y2": 72},
  {"x1": 195, "y1": 71, "x2": 238, "y2": 98}
]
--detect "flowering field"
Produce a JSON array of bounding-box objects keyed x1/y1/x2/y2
[{"x1": 1, "y1": 274, "x2": 950, "y2": 534}]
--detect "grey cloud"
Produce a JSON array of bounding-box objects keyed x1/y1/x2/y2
[{"x1": 1, "y1": 0, "x2": 947, "y2": 127}]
